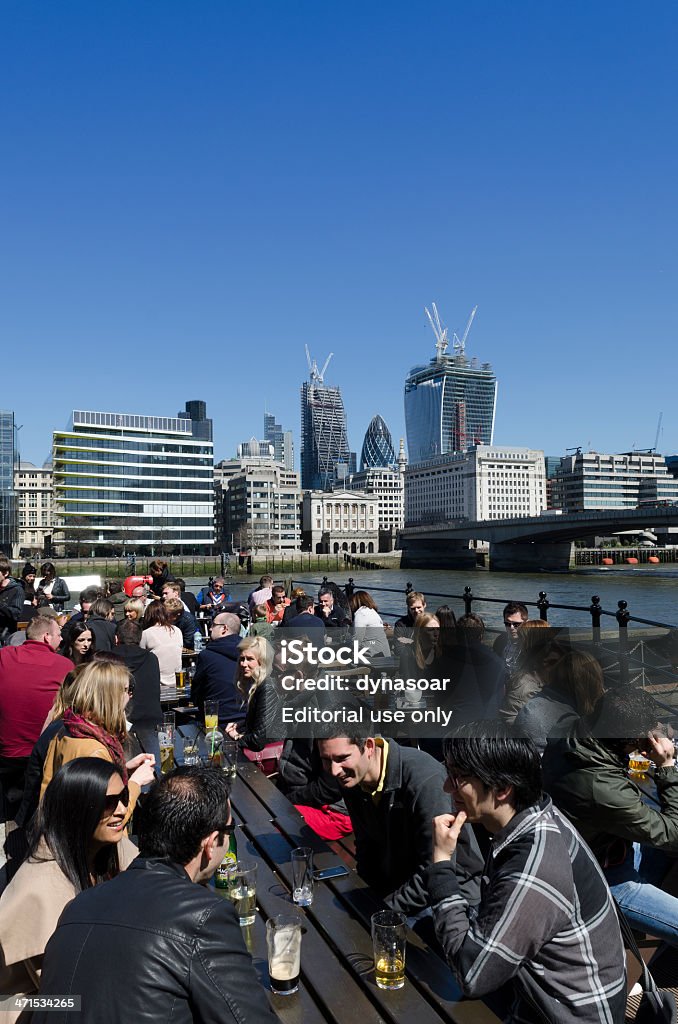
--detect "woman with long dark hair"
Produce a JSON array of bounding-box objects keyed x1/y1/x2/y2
[
  {"x1": 0, "y1": 759, "x2": 137, "y2": 1016},
  {"x1": 58, "y1": 620, "x2": 96, "y2": 666}
]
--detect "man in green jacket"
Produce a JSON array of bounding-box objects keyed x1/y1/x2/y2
[{"x1": 543, "y1": 686, "x2": 678, "y2": 944}]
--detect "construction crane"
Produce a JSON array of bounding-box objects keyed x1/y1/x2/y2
[
  {"x1": 654, "y1": 412, "x2": 664, "y2": 452},
  {"x1": 453, "y1": 305, "x2": 478, "y2": 356},
  {"x1": 425, "y1": 303, "x2": 449, "y2": 359},
  {"x1": 305, "y1": 345, "x2": 333, "y2": 384}
]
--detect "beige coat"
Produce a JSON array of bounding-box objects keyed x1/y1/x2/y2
[
  {"x1": 40, "y1": 734, "x2": 140, "y2": 824},
  {"x1": 0, "y1": 839, "x2": 137, "y2": 1022}
]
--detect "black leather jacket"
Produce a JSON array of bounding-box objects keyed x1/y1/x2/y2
[{"x1": 34, "y1": 858, "x2": 278, "y2": 1024}]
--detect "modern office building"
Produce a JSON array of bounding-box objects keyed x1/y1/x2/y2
[
  {"x1": 264, "y1": 412, "x2": 294, "y2": 470},
  {"x1": 225, "y1": 463, "x2": 302, "y2": 554},
  {"x1": 53, "y1": 401, "x2": 214, "y2": 555},
  {"x1": 237, "y1": 438, "x2": 275, "y2": 460},
  {"x1": 301, "y1": 353, "x2": 355, "y2": 490},
  {"x1": 552, "y1": 451, "x2": 678, "y2": 512},
  {"x1": 0, "y1": 410, "x2": 18, "y2": 556},
  {"x1": 345, "y1": 438, "x2": 407, "y2": 550},
  {"x1": 303, "y1": 490, "x2": 379, "y2": 554},
  {"x1": 404, "y1": 308, "x2": 497, "y2": 465},
  {"x1": 405, "y1": 445, "x2": 546, "y2": 525},
  {"x1": 360, "y1": 414, "x2": 396, "y2": 471},
  {"x1": 15, "y1": 461, "x2": 53, "y2": 557}
]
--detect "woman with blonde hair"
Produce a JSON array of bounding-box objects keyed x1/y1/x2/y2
[
  {"x1": 39, "y1": 660, "x2": 155, "y2": 818},
  {"x1": 225, "y1": 635, "x2": 279, "y2": 752},
  {"x1": 123, "y1": 598, "x2": 146, "y2": 623}
]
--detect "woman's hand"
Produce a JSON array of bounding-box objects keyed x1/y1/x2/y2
[
  {"x1": 642, "y1": 731, "x2": 676, "y2": 768},
  {"x1": 130, "y1": 758, "x2": 157, "y2": 787},
  {"x1": 225, "y1": 722, "x2": 241, "y2": 740},
  {"x1": 126, "y1": 752, "x2": 156, "y2": 772}
]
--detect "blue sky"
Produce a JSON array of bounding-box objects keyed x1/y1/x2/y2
[{"x1": 3, "y1": 1, "x2": 677, "y2": 467}]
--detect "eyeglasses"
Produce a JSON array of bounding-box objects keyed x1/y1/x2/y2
[
  {"x1": 218, "y1": 822, "x2": 235, "y2": 836},
  {"x1": 124, "y1": 681, "x2": 135, "y2": 696},
  {"x1": 103, "y1": 786, "x2": 130, "y2": 815}
]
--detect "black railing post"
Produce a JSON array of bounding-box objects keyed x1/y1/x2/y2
[
  {"x1": 537, "y1": 591, "x2": 550, "y2": 622},
  {"x1": 405, "y1": 582, "x2": 413, "y2": 595},
  {"x1": 345, "y1": 577, "x2": 355, "y2": 600},
  {"x1": 616, "y1": 600, "x2": 630, "y2": 686},
  {"x1": 463, "y1": 586, "x2": 473, "y2": 616},
  {"x1": 589, "y1": 595, "x2": 602, "y2": 644}
]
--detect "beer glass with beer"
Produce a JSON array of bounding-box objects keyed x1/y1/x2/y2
[
  {"x1": 371, "y1": 910, "x2": 406, "y2": 990},
  {"x1": 157, "y1": 712, "x2": 175, "y2": 775},
  {"x1": 204, "y1": 699, "x2": 219, "y2": 731},
  {"x1": 232, "y1": 860, "x2": 258, "y2": 926},
  {"x1": 266, "y1": 915, "x2": 302, "y2": 996}
]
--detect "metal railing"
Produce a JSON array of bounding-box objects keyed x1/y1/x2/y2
[{"x1": 289, "y1": 576, "x2": 678, "y2": 703}]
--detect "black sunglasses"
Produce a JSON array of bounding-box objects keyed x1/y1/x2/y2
[
  {"x1": 218, "y1": 822, "x2": 235, "y2": 836},
  {"x1": 103, "y1": 786, "x2": 130, "y2": 815}
]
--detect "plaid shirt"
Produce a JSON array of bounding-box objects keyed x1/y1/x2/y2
[{"x1": 425, "y1": 797, "x2": 626, "y2": 1023}]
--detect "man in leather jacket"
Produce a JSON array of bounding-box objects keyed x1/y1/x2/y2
[{"x1": 34, "y1": 767, "x2": 278, "y2": 1024}]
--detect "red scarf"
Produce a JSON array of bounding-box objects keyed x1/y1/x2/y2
[{"x1": 63, "y1": 708, "x2": 128, "y2": 783}]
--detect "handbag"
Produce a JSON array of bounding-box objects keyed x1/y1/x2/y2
[{"x1": 615, "y1": 901, "x2": 677, "y2": 1023}]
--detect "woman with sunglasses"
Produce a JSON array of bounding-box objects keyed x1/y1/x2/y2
[
  {"x1": 0, "y1": 758, "x2": 137, "y2": 1019},
  {"x1": 39, "y1": 660, "x2": 155, "y2": 822}
]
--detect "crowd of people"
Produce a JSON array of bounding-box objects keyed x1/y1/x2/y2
[{"x1": 1, "y1": 559, "x2": 677, "y2": 1020}]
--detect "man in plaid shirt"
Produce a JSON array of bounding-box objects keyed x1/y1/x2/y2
[{"x1": 425, "y1": 725, "x2": 627, "y2": 1023}]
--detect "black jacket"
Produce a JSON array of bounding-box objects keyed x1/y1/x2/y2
[
  {"x1": 34, "y1": 858, "x2": 278, "y2": 1024},
  {"x1": 0, "y1": 578, "x2": 26, "y2": 630},
  {"x1": 37, "y1": 575, "x2": 70, "y2": 610},
  {"x1": 191, "y1": 634, "x2": 245, "y2": 726},
  {"x1": 278, "y1": 736, "x2": 347, "y2": 812},
  {"x1": 176, "y1": 608, "x2": 198, "y2": 650},
  {"x1": 116, "y1": 643, "x2": 162, "y2": 726},
  {"x1": 342, "y1": 740, "x2": 482, "y2": 915},
  {"x1": 239, "y1": 679, "x2": 280, "y2": 751},
  {"x1": 86, "y1": 615, "x2": 117, "y2": 653}
]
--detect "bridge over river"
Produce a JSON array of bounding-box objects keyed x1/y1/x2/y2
[{"x1": 398, "y1": 505, "x2": 678, "y2": 572}]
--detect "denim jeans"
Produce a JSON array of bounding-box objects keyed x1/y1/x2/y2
[{"x1": 605, "y1": 844, "x2": 678, "y2": 945}]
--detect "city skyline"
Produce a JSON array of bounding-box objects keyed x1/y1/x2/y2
[{"x1": 4, "y1": 3, "x2": 678, "y2": 466}]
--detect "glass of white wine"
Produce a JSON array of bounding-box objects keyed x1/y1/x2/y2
[
  {"x1": 371, "y1": 910, "x2": 406, "y2": 990},
  {"x1": 233, "y1": 860, "x2": 258, "y2": 927}
]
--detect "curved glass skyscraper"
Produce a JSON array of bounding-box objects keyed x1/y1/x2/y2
[
  {"x1": 360, "y1": 415, "x2": 396, "y2": 471},
  {"x1": 404, "y1": 350, "x2": 497, "y2": 465}
]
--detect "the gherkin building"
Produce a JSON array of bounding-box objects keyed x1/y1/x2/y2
[{"x1": 360, "y1": 415, "x2": 396, "y2": 472}]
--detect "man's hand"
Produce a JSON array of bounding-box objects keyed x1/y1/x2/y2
[
  {"x1": 641, "y1": 731, "x2": 676, "y2": 768},
  {"x1": 432, "y1": 811, "x2": 467, "y2": 863}
]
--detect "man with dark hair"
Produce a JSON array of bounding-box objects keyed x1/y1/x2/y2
[
  {"x1": 86, "y1": 597, "x2": 117, "y2": 652},
  {"x1": 191, "y1": 612, "x2": 245, "y2": 729},
  {"x1": 543, "y1": 686, "x2": 678, "y2": 944},
  {"x1": 34, "y1": 767, "x2": 277, "y2": 1024},
  {"x1": 437, "y1": 614, "x2": 507, "y2": 726},
  {"x1": 0, "y1": 556, "x2": 25, "y2": 637},
  {"x1": 317, "y1": 724, "x2": 482, "y2": 916},
  {"x1": 492, "y1": 601, "x2": 529, "y2": 673},
  {"x1": 427, "y1": 724, "x2": 626, "y2": 1023},
  {"x1": 115, "y1": 619, "x2": 162, "y2": 759},
  {"x1": 282, "y1": 593, "x2": 325, "y2": 630},
  {"x1": 64, "y1": 585, "x2": 103, "y2": 633}
]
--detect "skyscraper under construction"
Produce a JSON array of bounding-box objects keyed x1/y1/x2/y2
[
  {"x1": 404, "y1": 304, "x2": 497, "y2": 465},
  {"x1": 300, "y1": 350, "x2": 354, "y2": 491}
]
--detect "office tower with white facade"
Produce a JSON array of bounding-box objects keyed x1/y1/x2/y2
[
  {"x1": 552, "y1": 450, "x2": 678, "y2": 512},
  {"x1": 53, "y1": 401, "x2": 214, "y2": 555},
  {"x1": 405, "y1": 304, "x2": 497, "y2": 465}
]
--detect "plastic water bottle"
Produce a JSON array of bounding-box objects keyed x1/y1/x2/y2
[{"x1": 194, "y1": 630, "x2": 205, "y2": 653}]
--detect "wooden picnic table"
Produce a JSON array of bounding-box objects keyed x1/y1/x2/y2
[{"x1": 222, "y1": 761, "x2": 500, "y2": 1024}]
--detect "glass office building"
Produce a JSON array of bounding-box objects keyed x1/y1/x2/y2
[
  {"x1": 53, "y1": 401, "x2": 214, "y2": 554},
  {"x1": 0, "y1": 410, "x2": 18, "y2": 555},
  {"x1": 301, "y1": 381, "x2": 354, "y2": 491},
  {"x1": 360, "y1": 415, "x2": 396, "y2": 471},
  {"x1": 404, "y1": 352, "x2": 497, "y2": 465}
]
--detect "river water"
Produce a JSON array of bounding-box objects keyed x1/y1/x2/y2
[{"x1": 188, "y1": 566, "x2": 678, "y2": 633}]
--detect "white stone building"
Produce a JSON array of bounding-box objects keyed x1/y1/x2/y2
[
  {"x1": 303, "y1": 490, "x2": 380, "y2": 554},
  {"x1": 15, "y1": 461, "x2": 53, "y2": 557},
  {"x1": 405, "y1": 445, "x2": 546, "y2": 525}
]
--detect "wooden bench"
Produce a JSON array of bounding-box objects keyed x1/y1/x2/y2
[{"x1": 230, "y1": 762, "x2": 501, "y2": 1024}]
